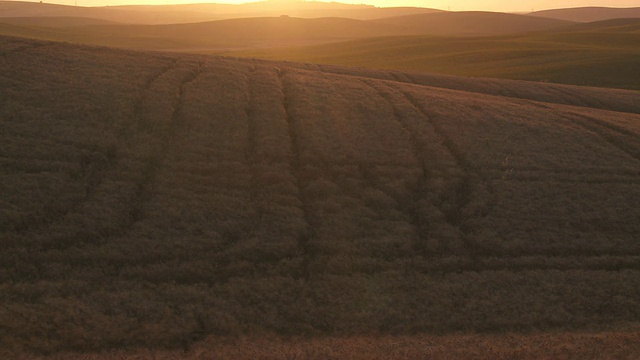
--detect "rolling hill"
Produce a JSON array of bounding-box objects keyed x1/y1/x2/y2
[
  {"x1": 372, "y1": 11, "x2": 575, "y2": 36},
  {"x1": 0, "y1": 11, "x2": 579, "y2": 52},
  {"x1": 0, "y1": 0, "x2": 441, "y2": 24},
  {"x1": 0, "y1": 16, "x2": 413, "y2": 50},
  {"x1": 531, "y1": 6, "x2": 640, "y2": 22},
  {"x1": 234, "y1": 19, "x2": 640, "y2": 90},
  {"x1": 0, "y1": 16, "x2": 121, "y2": 27},
  {"x1": 75, "y1": 16, "x2": 412, "y2": 47},
  {"x1": 2, "y1": 35, "x2": 640, "y2": 357},
  {"x1": 547, "y1": 17, "x2": 640, "y2": 34},
  {"x1": 0, "y1": 1, "x2": 166, "y2": 24}
]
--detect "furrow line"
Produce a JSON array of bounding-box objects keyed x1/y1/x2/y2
[
  {"x1": 37, "y1": 61, "x2": 205, "y2": 251},
  {"x1": 390, "y1": 71, "x2": 414, "y2": 84},
  {"x1": 526, "y1": 100, "x2": 640, "y2": 163},
  {"x1": 359, "y1": 79, "x2": 436, "y2": 257},
  {"x1": 550, "y1": 84, "x2": 611, "y2": 111},
  {"x1": 244, "y1": 64, "x2": 259, "y2": 208},
  {"x1": 128, "y1": 58, "x2": 180, "y2": 137},
  {"x1": 79, "y1": 59, "x2": 181, "y2": 204},
  {"x1": 276, "y1": 68, "x2": 313, "y2": 280},
  {"x1": 126, "y1": 61, "x2": 205, "y2": 229},
  {"x1": 3, "y1": 60, "x2": 181, "y2": 236},
  {"x1": 401, "y1": 90, "x2": 473, "y2": 171},
  {"x1": 398, "y1": 86, "x2": 494, "y2": 258},
  {"x1": 566, "y1": 112, "x2": 640, "y2": 163},
  {"x1": 54, "y1": 59, "x2": 184, "y2": 235}
]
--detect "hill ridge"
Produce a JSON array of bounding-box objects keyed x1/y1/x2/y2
[
  {"x1": 531, "y1": 6, "x2": 640, "y2": 22},
  {"x1": 260, "y1": 59, "x2": 640, "y2": 115}
]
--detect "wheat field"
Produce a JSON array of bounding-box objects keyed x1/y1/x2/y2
[{"x1": 1, "y1": 36, "x2": 640, "y2": 356}]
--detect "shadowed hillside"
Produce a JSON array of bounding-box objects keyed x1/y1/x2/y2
[
  {"x1": 0, "y1": 11, "x2": 576, "y2": 52},
  {"x1": 0, "y1": 16, "x2": 411, "y2": 50},
  {"x1": 531, "y1": 6, "x2": 640, "y2": 22},
  {"x1": 0, "y1": 0, "x2": 441, "y2": 24},
  {"x1": 2, "y1": 36, "x2": 640, "y2": 356},
  {"x1": 0, "y1": 16, "x2": 121, "y2": 27},
  {"x1": 235, "y1": 20, "x2": 640, "y2": 90},
  {"x1": 372, "y1": 11, "x2": 574, "y2": 36}
]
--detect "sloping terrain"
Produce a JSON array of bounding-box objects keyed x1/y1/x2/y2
[
  {"x1": 0, "y1": 1, "x2": 180, "y2": 24},
  {"x1": 71, "y1": 16, "x2": 411, "y2": 48},
  {"x1": 532, "y1": 6, "x2": 640, "y2": 22},
  {"x1": 372, "y1": 11, "x2": 574, "y2": 36},
  {"x1": 235, "y1": 20, "x2": 640, "y2": 90},
  {"x1": 0, "y1": 16, "x2": 407, "y2": 51},
  {"x1": 0, "y1": 0, "x2": 441, "y2": 24},
  {"x1": 0, "y1": 16, "x2": 121, "y2": 27},
  {"x1": 2, "y1": 36, "x2": 640, "y2": 356},
  {"x1": 558, "y1": 17, "x2": 640, "y2": 32},
  {"x1": 0, "y1": 16, "x2": 410, "y2": 50},
  {"x1": 0, "y1": 10, "x2": 577, "y2": 52}
]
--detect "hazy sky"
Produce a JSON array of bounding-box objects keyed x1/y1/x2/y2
[{"x1": 14, "y1": 0, "x2": 640, "y2": 12}]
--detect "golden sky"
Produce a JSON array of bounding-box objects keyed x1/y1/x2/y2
[{"x1": 19, "y1": 0, "x2": 640, "y2": 12}]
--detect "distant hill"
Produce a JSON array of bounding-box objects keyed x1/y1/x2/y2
[
  {"x1": 373, "y1": 11, "x2": 575, "y2": 36},
  {"x1": 0, "y1": 0, "x2": 441, "y2": 24},
  {"x1": 0, "y1": 11, "x2": 577, "y2": 51},
  {"x1": 108, "y1": 2, "x2": 443, "y2": 20},
  {"x1": 2, "y1": 35, "x2": 640, "y2": 356},
  {"x1": 0, "y1": 16, "x2": 412, "y2": 50},
  {"x1": 234, "y1": 21, "x2": 640, "y2": 90},
  {"x1": 557, "y1": 17, "x2": 640, "y2": 32},
  {"x1": 0, "y1": 1, "x2": 151, "y2": 23},
  {"x1": 0, "y1": 16, "x2": 121, "y2": 27},
  {"x1": 83, "y1": 16, "x2": 411, "y2": 44},
  {"x1": 531, "y1": 6, "x2": 640, "y2": 22}
]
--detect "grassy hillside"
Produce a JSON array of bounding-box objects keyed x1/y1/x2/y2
[
  {"x1": 2, "y1": 36, "x2": 640, "y2": 357},
  {"x1": 0, "y1": 1, "x2": 181, "y2": 24},
  {"x1": 372, "y1": 11, "x2": 574, "y2": 36},
  {"x1": 531, "y1": 6, "x2": 640, "y2": 22},
  {"x1": 234, "y1": 21, "x2": 640, "y2": 90},
  {"x1": 0, "y1": 17, "x2": 411, "y2": 50},
  {"x1": 77, "y1": 17, "x2": 412, "y2": 48},
  {"x1": 0, "y1": 0, "x2": 441, "y2": 24},
  {"x1": 107, "y1": 2, "x2": 443, "y2": 20},
  {"x1": 0, "y1": 11, "x2": 576, "y2": 52},
  {"x1": 0, "y1": 16, "x2": 121, "y2": 27}
]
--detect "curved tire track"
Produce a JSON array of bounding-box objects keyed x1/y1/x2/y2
[{"x1": 276, "y1": 68, "x2": 315, "y2": 280}]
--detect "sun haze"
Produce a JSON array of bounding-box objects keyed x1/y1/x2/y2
[{"x1": 10, "y1": 0, "x2": 640, "y2": 12}]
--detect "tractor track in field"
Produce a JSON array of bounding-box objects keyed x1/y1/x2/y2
[
  {"x1": 243, "y1": 64, "x2": 260, "y2": 210},
  {"x1": 126, "y1": 61, "x2": 205, "y2": 230},
  {"x1": 276, "y1": 67, "x2": 314, "y2": 280},
  {"x1": 1, "y1": 59, "x2": 181, "y2": 241},
  {"x1": 35, "y1": 60, "x2": 205, "y2": 252},
  {"x1": 528, "y1": 101, "x2": 640, "y2": 164},
  {"x1": 358, "y1": 79, "x2": 439, "y2": 257},
  {"x1": 565, "y1": 112, "x2": 640, "y2": 164},
  {"x1": 396, "y1": 84, "x2": 495, "y2": 258},
  {"x1": 390, "y1": 71, "x2": 414, "y2": 84}
]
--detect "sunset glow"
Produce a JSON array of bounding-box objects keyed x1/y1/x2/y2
[{"x1": 12, "y1": 0, "x2": 640, "y2": 12}]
